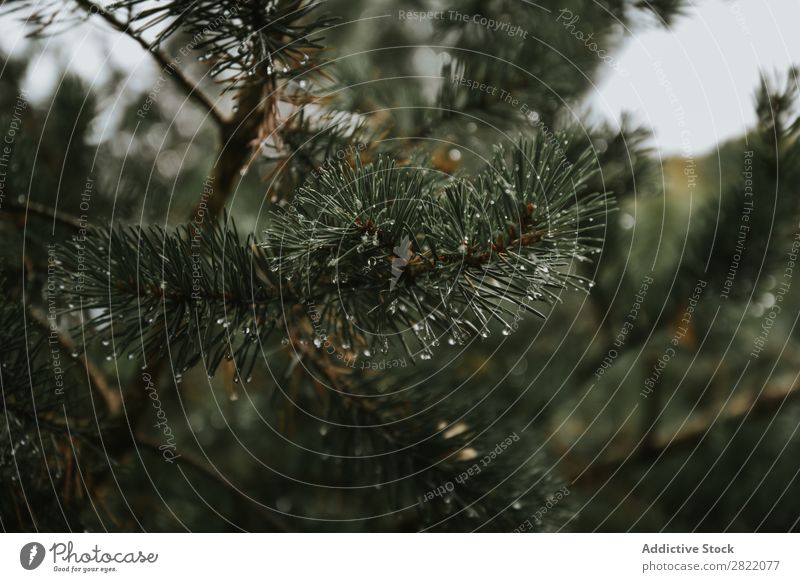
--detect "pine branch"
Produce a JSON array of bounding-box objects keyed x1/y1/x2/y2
[
  {"x1": 108, "y1": 0, "x2": 337, "y2": 89},
  {"x1": 568, "y1": 381, "x2": 800, "y2": 486},
  {"x1": 5, "y1": 1, "x2": 346, "y2": 218},
  {"x1": 58, "y1": 136, "x2": 611, "y2": 371},
  {"x1": 2, "y1": 197, "x2": 86, "y2": 231},
  {"x1": 0, "y1": 296, "x2": 106, "y2": 529},
  {"x1": 58, "y1": 220, "x2": 286, "y2": 380},
  {"x1": 286, "y1": 329, "x2": 567, "y2": 530},
  {"x1": 0, "y1": 0, "x2": 225, "y2": 125},
  {"x1": 633, "y1": 0, "x2": 689, "y2": 25},
  {"x1": 98, "y1": 0, "x2": 340, "y2": 218},
  {"x1": 685, "y1": 67, "x2": 800, "y2": 298},
  {"x1": 197, "y1": 81, "x2": 275, "y2": 219}
]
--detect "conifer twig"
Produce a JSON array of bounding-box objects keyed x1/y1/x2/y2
[
  {"x1": 3, "y1": 198, "x2": 85, "y2": 230},
  {"x1": 75, "y1": 0, "x2": 225, "y2": 128}
]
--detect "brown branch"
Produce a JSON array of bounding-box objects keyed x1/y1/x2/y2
[
  {"x1": 568, "y1": 381, "x2": 800, "y2": 486},
  {"x1": 351, "y1": 202, "x2": 544, "y2": 278},
  {"x1": 76, "y1": 0, "x2": 225, "y2": 129},
  {"x1": 77, "y1": 0, "x2": 266, "y2": 221},
  {"x1": 3, "y1": 198, "x2": 85, "y2": 230},
  {"x1": 287, "y1": 324, "x2": 393, "y2": 431},
  {"x1": 408, "y1": 229, "x2": 546, "y2": 274}
]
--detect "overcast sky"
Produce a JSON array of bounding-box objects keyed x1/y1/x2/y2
[{"x1": 591, "y1": 0, "x2": 800, "y2": 156}]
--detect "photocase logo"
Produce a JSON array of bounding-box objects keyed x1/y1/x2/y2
[
  {"x1": 390, "y1": 234, "x2": 413, "y2": 291},
  {"x1": 20, "y1": 542, "x2": 46, "y2": 570}
]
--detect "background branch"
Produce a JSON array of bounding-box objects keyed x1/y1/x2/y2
[{"x1": 568, "y1": 381, "x2": 800, "y2": 486}]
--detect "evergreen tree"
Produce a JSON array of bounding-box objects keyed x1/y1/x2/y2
[{"x1": 2, "y1": 0, "x2": 800, "y2": 533}]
